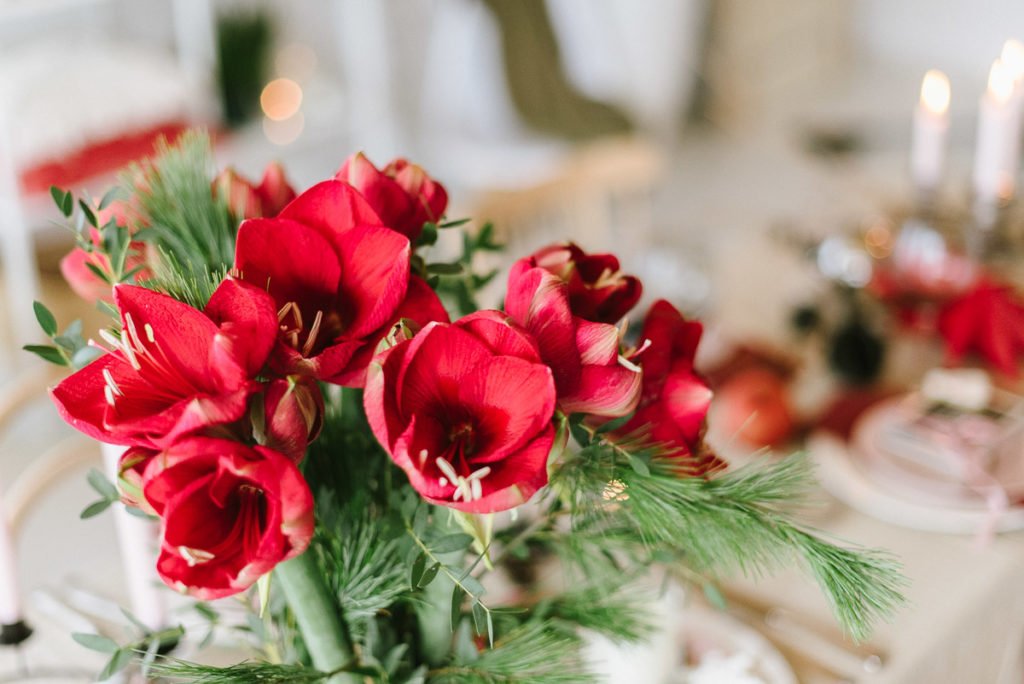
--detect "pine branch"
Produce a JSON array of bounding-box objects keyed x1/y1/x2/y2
[
  {"x1": 126, "y1": 130, "x2": 237, "y2": 278},
  {"x1": 150, "y1": 659, "x2": 332, "y2": 683},
  {"x1": 539, "y1": 581, "x2": 656, "y2": 644},
  {"x1": 553, "y1": 443, "x2": 906, "y2": 641},
  {"x1": 429, "y1": 622, "x2": 592, "y2": 684}
]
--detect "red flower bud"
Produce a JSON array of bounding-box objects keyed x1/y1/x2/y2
[{"x1": 336, "y1": 153, "x2": 448, "y2": 241}]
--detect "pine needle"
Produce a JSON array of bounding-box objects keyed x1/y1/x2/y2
[{"x1": 554, "y1": 443, "x2": 906, "y2": 642}]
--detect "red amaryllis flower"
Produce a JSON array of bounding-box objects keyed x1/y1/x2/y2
[
  {"x1": 214, "y1": 162, "x2": 296, "y2": 219},
  {"x1": 50, "y1": 278, "x2": 277, "y2": 449},
  {"x1": 518, "y1": 243, "x2": 642, "y2": 324},
  {"x1": 364, "y1": 312, "x2": 558, "y2": 513},
  {"x1": 505, "y1": 263, "x2": 642, "y2": 417},
  {"x1": 142, "y1": 436, "x2": 313, "y2": 600},
  {"x1": 614, "y1": 300, "x2": 722, "y2": 476},
  {"x1": 937, "y1": 280, "x2": 1024, "y2": 377},
  {"x1": 59, "y1": 201, "x2": 152, "y2": 304},
  {"x1": 336, "y1": 153, "x2": 448, "y2": 241},
  {"x1": 234, "y1": 180, "x2": 448, "y2": 386}
]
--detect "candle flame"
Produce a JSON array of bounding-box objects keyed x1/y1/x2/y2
[
  {"x1": 1001, "y1": 39, "x2": 1024, "y2": 81},
  {"x1": 920, "y1": 69, "x2": 951, "y2": 115},
  {"x1": 988, "y1": 59, "x2": 1014, "y2": 105}
]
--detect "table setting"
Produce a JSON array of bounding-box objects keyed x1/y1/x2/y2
[{"x1": 5, "y1": 5, "x2": 1024, "y2": 684}]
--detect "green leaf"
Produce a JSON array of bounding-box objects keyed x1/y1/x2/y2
[
  {"x1": 72, "y1": 346, "x2": 102, "y2": 369},
  {"x1": 72, "y1": 632, "x2": 118, "y2": 653},
  {"x1": 595, "y1": 413, "x2": 634, "y2": 435},
  {"x1": 450, "y1": 586, "x2": 462, "y2": 632},
  {"x1": 87, "y1": 468, "x2": 119, "y2": 500},
  {"x1": 98, "y1": 187, "x2": 122, "y2": 211},
  {"x1": 50, "y1": 186, "x2": 69, "y2": 215},
  {"x1": 426, "y1": 262, "x2": 464, "y2": 275},
  {"x1": 419, "y1": 562, "x2": 441, "y2": 588},
  {"x1": 120, "y1": 608, "x2": 151, "y2": 635},
  {"x1": 99, "y1": 648, "x2": 134, "y2": 680},
  {"x1": 416, "y1": 222, "x2": 438, "y2": 247},
  {"x1": 80, "y1": 499, "x2": 112, "y2": 519},
  {"x1": 78, "y1": 199, "x2": 98, "y2": 228},
  {"x1": 23, "y1": 344, "x2": 67, "y2": 366},
  {"x1": 194, "y1": 602, "x2": 218, "y2": 622},
  {"x1": 84, "y1": 261, "x2": 112, "y2": 284},
  {"x1": 471, "y1": 600, "x2": 486, "y2": 635},
  {"x1": 459, "y1": 574, "x2": 486, "y2": 599},
  {"x1": 431, "y1": 533, "x2": 473, "y2": 554},
  {"x1": 33, "y1": 301, "x2": 57, "y2": 336},
  {"x1": 409, "y1": 552, "x2": 426, "y2": 590},
  {"x1": 626, "y1": 452, "x2": 651, "y2": 477},
  {"x1": 568, "y1": 417, "x2": 591, "y2": 447},
  {"x1": 124, "y1": 506, "x2": 155, "y2": 520},
  {"x1": 440, "y1": 217, "x2": 470, "y2": 229}
]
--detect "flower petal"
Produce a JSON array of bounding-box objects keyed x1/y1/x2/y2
[
  {"x1": 113, "y1": 285, "x2": 221, "y2": 393},
  {"x1": 235, "y1": 218, "x2": 341, "y2": 308},
  {"x1": 455, "y1": 310, "x2": 541, "y2": 362},
  {"x1": 278, "y1": 179, "x2": 384, "y2": 246},
  {"x1": 205, "y1": 277, "x2": 279, "y2": 380},
  {"x1": 458, "y1": 356, "x2": 556, "y2": 462},
  {"x1": 336, "y1": 225, "x2": 411, "y2": 339},
  {"x1": 559, "y1": 363, "x2": 642, "y2": 417},
  {"x1": 396, "y1": 323, "x2": 491, "y2": 416},
  {"x1": 505, "y1": 266, "x2": 581, "y2": 392}
]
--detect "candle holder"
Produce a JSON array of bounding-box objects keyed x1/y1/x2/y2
[{"x1": 0, "y1": 621, "x2": 30, "y2": 647}]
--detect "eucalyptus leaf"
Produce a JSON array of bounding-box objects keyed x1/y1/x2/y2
[
  {"x1": 71, "y1": 632, "x2": 118, "y2": 653},
  {"x1": 80, "y1": 499, "x2": 112, "y2": 519},
  {"x1": 86, "y1": 468, "x2": 118, "y2": 499},
  {"x1": 431, "y1": 533, "x2": 473, "y2": 554},
  {"x1": 99, "y1": 648, "x2": 134, "y2": 680},
  {"x1": 23, "y1": 344, "x2": 67, "y2": 366},
  {"x1": 32, "y1": 301, "x2": 58, "y2": 336}
]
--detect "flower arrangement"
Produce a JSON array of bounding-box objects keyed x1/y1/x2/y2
[{"x1": 30, "y1": 132, "x2": 903, "y2": 683}]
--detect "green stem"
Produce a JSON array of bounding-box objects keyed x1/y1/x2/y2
[{"x1": 276, "y1": 551, "x2": 360, "y2": 684}]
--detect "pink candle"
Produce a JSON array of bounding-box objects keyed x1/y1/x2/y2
[
  {"x1": 911, "y1": 69, "x2": 950, "y2": 194},
  {"x1": 101, "y1": 443, "x2": 166, "y2": 630}
]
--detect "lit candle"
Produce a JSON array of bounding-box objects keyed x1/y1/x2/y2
[
  {"x1": 973, "y1": 59, "x2": 1017, "y2": 203},
  {"x1": 101, "y1": 443, "x2": 166, "y2": 630},
  {"x1": 1000, "y1": 40, "x2": 1024, "y2": 192},
  {"x1": 911, "y1": 69, "x2": 951, "y2": 195}
]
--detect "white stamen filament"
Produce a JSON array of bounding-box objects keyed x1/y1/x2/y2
[
  {"x1": 104, "y1": 385, "x2": 116, "y2": 407},
  {"x1": 178, "y1": 546, "x2": 215, "y2": 567},
  {"x1": 435, "y1": 456, "x2": 491, "y2": 502},
  {"x1": 99, "y1": 328, "x2": 140, "y2": 370},
  {"x1": 102, "y1": 368, "x2": 123, "y2": 396}
]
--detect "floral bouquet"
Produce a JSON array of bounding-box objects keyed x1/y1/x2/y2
[{"x1": 30, "y1": 132, "x2": 903, "y2": 683}]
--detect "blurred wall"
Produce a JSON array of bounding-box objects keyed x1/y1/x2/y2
[{"x1": 855, "y1": 0, "x2": 1024, "y2": 74}]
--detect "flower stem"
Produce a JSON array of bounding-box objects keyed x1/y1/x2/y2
[{"x1": 275, "y1": 551, "x2": 359, "y2": 684}]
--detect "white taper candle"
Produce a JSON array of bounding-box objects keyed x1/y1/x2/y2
[
  {"x1": 911, "y1": 69, "x2": 951, "y2": 194},
  {"x1": 101, "y1": 443, "x2": 165, "y2": 630}
]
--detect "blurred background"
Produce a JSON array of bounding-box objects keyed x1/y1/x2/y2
[{"x1": 3, "y1": 1, "x2": 1024, "y2": 681}]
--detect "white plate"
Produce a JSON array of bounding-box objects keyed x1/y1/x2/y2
[{"x1": 810, "y1": 431, "x2": 1024, "y2": 535}]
